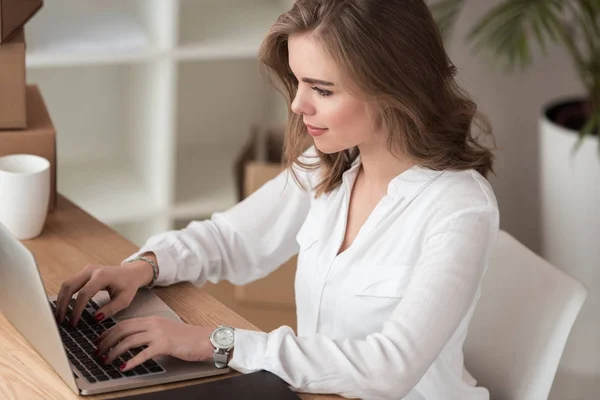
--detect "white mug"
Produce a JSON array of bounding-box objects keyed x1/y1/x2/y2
[{"x1": 0, "y1": 154, "x2": 51, "y2": 240}]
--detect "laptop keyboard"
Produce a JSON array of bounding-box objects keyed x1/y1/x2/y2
[{"x1": 50, "y1": 299, "x2": 165, "y2": 384}]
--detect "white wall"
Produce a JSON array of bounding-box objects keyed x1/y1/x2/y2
[{"x1": 446, "y1": 0, "x2": 584, "y2": 254}]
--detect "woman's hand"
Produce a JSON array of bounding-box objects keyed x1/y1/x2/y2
[
  {"x1": 94, "y1": 316, "x2": 215, "y2": 371},
  {"x1": 55, "y1": 257, "x2": 156, "y2": 326}
]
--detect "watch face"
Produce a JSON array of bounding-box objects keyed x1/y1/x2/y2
[{"x1": 213, "y1": 327, "x2": 234, "y2": 348}]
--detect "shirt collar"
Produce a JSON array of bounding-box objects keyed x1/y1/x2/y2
[{"x1": 345, "y1": 154, "x2": 446, "y2": 200}]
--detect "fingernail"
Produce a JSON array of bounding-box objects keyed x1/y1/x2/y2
[
  {"x1": 120, "y1": 363, "x2": 127, "y2": 371},
  {"x1": 95, "y1": 313, "x2": 105, "y2": 322}
]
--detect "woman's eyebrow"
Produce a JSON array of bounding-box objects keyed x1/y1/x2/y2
[
  {"x1": 289, "y1": 70, "x2": 335, "y2": 86},
  {"x1": 301, "y1": 77, "x2": 335, "y2": 86}
]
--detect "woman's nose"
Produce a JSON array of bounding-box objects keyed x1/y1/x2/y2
[{"x1": 291, "y1": 89, "x2": 315, "y2": 116}]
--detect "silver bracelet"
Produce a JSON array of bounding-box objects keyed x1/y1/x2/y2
[{"x1": 125, "y1": 256, "x2": 159, "y2": 289}]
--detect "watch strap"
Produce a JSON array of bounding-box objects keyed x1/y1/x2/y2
[{"x1": 213, "y1": 349, "x2": 229, "y2": 369}]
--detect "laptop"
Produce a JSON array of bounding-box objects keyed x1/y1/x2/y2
[{"x1": 0, "y1": 221, "x2": 230, "y2": 395}]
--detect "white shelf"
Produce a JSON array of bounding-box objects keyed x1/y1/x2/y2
[
  {"x1": 178, "y1": 0, "x2": 288, "y2": 50},
  {"x1": 59, "y1": 160, "x2": 164, "y2": 225},
  {"x1": 23, "y1": 0, "x2": 290, "y2": 246},
  {"x1": 26, "y1": 48, "x2": 161, "y2": 69},
  {"x1": 25, "y1": 0, "x2": 153, "y2": 68}
]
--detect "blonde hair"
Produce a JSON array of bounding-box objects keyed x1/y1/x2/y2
[{"x1": 258, "y1": 0, "x2": 496, "y2": 197}]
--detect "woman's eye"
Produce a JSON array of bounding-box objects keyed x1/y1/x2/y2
[{"x1": 312, "y1": 87, "x2": 332, "y2": 97}]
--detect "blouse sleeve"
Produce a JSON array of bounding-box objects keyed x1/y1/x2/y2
[
  {"x1": 123, "y1": 148, "x2": 317, "y2": 287},
  {"x1": 229, "y1": 203, "x2": 500, "y2": 400}
]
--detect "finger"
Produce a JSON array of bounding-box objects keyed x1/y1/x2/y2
[
  {"x1": 120, "y1": 346, "x2": 159, "y2": 372},
  {"x1": 96, "y1": 319, "x2": 146, "y2": 355},
  {"x1": 71, "y1": 273, "x2": 110, "y2": 326},
  {"x1": 56, "y1": 266, "x2": 95, "y2": 323},
  {"x1": 94, "y1": 290, "x2": 134, "y2": 322},
  {"x1": 103, "y1": 332, "x2": 152, "y2": 365}
]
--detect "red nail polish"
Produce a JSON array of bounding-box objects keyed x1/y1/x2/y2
[
  {"x1": 120, "y1": 363, "x2": 127, "y2": 371},
  {"x1": 95, "y1": 313, "x2": 105, "y2": 322}
]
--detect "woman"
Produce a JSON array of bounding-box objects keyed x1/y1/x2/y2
[{"x1": 56, "y1": 0, "x2": 499, "y2": 399}]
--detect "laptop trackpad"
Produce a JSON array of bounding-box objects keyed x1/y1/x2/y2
[{"x1": 92, "y1": 290, "x2": 182, "y2": 322}]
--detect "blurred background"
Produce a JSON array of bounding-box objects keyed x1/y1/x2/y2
[{"x1": 13, "y1": 0, "x2": 598, "y2": 399}]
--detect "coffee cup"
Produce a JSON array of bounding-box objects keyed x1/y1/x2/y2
[{"x1": 0, "y1": 154, "x2": 51, "y2": 240}]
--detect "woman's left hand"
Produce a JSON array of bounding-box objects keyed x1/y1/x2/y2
[{"x1": 94, "y1": 316, "x2": 215, "y2": 371}]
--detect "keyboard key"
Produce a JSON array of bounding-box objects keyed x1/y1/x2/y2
[
  {"x1": 86, "y1": 376, "x2": 97, "y2": 383},
  {"x1": 123, "y1": 370, "x2": 135, "y2": 377},
  {"x1": 144, "y1": 359, "x2": 158, "y2": 367},
  {"x1": 102, "y1": 321, "x2": 116, "y2": 328},
  {"x1": 107, "y1": 370, "x2": 123, "y2": 379},
  {"x1": 148, "y1": 366, "x2": 164, "y2": 373},
  {"x1": 82, "y1": 344, "x2": 94, "y2": 353},
  {"x1": 133, "y1": 365, "x2": 148, "y2": 375},
  {"x1": 83, "y1": 359, "x2": 97, "y2": 368},
  {"x1": 82, "y1": 310, "x2": 97, "y2": 325},
  {"x1": 96, "y1": 374, "x2": 110, "y2": 382}
]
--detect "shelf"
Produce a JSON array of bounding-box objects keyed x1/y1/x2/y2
[
  {"x1": 27, "y1": 63, "x2": 171, "y2": 224},
  {"x1": 26, "y1": 48, "x2": 161, "y2": 69},
  {"x1": 25, "y1": 0, "x2": 176, "y2": 69},
  {"x1": 27, "y1": 65, "x2": 130, "y2": 166},
  {"x1": 59, "y1": 159, "x2": 165, "y2": 225},
  {"x1": 178, "y1": 0, "x2": 290, "y2": 56}
]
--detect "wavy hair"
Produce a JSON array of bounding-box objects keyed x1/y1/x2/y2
[{"x1": 258, "y1": 0, "x2": 496, "y2": 197}]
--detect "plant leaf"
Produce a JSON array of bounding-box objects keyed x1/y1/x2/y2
[
  {"x1": 428, "y1": 0, "x2": 467, "y2": 41},
  {"x1": 466, "y1": 0, "x2": 566, "y2": 71}
]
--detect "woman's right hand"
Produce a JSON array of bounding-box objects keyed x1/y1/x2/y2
[{"x1": 55, "y1": 257, "x2": 155, "y2": 326}]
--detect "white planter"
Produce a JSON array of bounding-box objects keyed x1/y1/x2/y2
[{"x1": 539, "y1": 98, "x2": 600, "y2": 399}]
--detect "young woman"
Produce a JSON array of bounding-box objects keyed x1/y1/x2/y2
[{"x1": 56, "y1": 1, "x2": 499, "y2": 398}]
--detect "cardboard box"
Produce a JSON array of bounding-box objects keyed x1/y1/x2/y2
[
  {"x1": 0, "y1": 0, "x2": 42, "y2": 44},
  {"x1": 0, "y1": 85, "x2": 57, "y2": 211},
  {"x1": 234, "y1": 126, "x2": 286, "y2": 202},
  {"x1": 232, "y1": 126, "x2": 297, "y2": 308},
  {"x1": 0, "y1": 28, "x2": 26, "y2": 129}
]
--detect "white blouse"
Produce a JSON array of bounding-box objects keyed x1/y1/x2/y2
[{"x1": 126, "y1": 147, "x2": 499, "y2": 400}]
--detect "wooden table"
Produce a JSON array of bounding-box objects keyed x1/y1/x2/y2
[{"x1": 0, "y1": 195, "x2": 339, "y2": 400}]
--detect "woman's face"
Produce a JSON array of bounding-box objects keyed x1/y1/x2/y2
[{"x1": 288, "y1": 34, "x2": 380, "y2": 154}]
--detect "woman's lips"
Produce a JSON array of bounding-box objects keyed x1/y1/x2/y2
[{"x1": 305, "y1": 124, "x2": 328, "y2": 136}]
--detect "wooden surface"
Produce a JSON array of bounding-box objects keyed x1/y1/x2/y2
[{"x1": 0, "y1": 195, "x2": 339, "y2": 400}]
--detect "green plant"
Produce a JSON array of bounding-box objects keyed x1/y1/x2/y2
[{"x1": 430, "y1": 0, "x2": 600, "y2": 152}]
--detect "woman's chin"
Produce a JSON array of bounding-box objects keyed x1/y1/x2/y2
[{"x1": 313, "y1": 139, "x2": 346, "y2": 155}]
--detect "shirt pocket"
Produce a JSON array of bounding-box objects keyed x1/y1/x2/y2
[
  {"x1": 340, "y1": 264, "x2": 415, "y2": 334},
  {"x1": 350, "y1": 263, "x2": 414, "y2": 299}
]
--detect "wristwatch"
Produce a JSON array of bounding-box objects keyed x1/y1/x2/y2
[{"x1": 209, "y1": 325, "x2": 235, "y2": 368}]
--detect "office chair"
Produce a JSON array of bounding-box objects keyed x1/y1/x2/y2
[{"x1": 464, "y1": 230, "x2": 587, "y2": 400}]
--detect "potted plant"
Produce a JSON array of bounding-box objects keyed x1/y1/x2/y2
[{"x1": 429, "y1": 1, "x2": 599, "y2": 398}]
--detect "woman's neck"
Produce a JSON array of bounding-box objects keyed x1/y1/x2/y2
[{"x1": 357, "y1": 143, "x2": 415, "y2": 191}]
